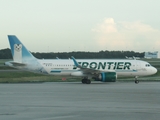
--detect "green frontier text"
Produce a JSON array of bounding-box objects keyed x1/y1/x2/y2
[{"x1": 78, "y1": 62, "x2": 131, "y2": 70}]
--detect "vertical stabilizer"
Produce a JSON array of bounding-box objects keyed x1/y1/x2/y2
[{"x1": 8, "y1": 35, "x2": 35, "y2": 63}]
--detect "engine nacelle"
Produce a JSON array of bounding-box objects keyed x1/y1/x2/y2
[
  {"x1": 97, "y1": 72, "x2": 117, "y2": 82},
  {"x1": 71, "y1": 71, "x2": 85, "y2": 77}
]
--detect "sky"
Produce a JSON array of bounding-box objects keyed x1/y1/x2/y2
[{"x1": 0, "y1": 0, "x2": 160, "y2": 57}]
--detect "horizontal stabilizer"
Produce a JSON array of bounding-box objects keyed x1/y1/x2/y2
[{"x1": 10, "y1": 62, "x2": 26, "y2": 66}]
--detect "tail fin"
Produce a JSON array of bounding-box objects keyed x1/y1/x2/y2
[{"x1": 8, "y1": 35, "x2": 35, "y2": 63}]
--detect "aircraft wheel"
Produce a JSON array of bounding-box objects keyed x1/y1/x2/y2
[
  {"x1": 135, "y1": 80, "x2": 139, "y2": 84},
  {"x1": 86, "y1": 79, "x2": 91, "y2": 84},
  {"x1": 82, "y1": 79, "x2": 86, "y2": 84}
]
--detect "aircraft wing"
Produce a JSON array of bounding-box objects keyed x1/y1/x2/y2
[{"x1": 71, "y1": 56, "x2": 115, "y2": 75}]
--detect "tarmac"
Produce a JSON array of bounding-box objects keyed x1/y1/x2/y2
[{"x1": 0, "y1": 81, "x2": 160, "y2": 120}]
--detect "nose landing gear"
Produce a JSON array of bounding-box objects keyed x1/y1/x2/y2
[
  {"x1": 135, "y1": 80, "x2": 139, "y2": 84},
  {"x1": 135, "y1": 76, "x2": 139, "y2": 84}
]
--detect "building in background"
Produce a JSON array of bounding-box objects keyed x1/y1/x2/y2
[{"x1": 144, "y1": 51, "x2": 158, "y2": 59}]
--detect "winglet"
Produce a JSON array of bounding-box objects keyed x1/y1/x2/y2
[{"x1": 71, "y1": 56, "x2": 80, "y2": 67}]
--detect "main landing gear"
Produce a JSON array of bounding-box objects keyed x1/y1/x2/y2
[
  {"x1": 81, "y1": 77, "x2": 91, "y2": 84},
  {"x1": 135, "y1": 76, "x2": 139, "y2": 84}
]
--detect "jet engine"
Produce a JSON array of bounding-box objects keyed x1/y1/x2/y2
[{"x1": 96, "y1": 72, "x2": 117, "y2": 82}]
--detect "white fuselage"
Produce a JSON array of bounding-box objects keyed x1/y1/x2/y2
[{"x1": 36, "y1": 59, "x2": 157, "y2": 77}]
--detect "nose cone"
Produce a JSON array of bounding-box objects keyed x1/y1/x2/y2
[
  {"x1": 151, "y1": 67, "x2": 157, "y2": 75},
  {"x1": 153, "y1": 67, "x2": 157, "y2": 74}
]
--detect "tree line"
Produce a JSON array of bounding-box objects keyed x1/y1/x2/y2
[{"x1": 0, "y1": 48, "x2": 144, "y2": 59}]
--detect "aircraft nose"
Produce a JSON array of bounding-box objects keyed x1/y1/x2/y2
[{"x1": 152, "y1": 67, "x2": 157, "y2": 74}]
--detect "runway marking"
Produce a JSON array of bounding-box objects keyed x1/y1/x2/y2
[{"x1": 40, "y1": 115, "x2": 80, "y2": 120}]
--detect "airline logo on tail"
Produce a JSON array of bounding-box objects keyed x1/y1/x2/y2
[
  {"x1": 14, "y1": 44, "x2": 22, "y2": 52},
  {"x1": 14, "y1": 44, "x2": 22, "y2": 63},
  {"x1": 8, "y1": 35, "x2": 36, "y2": 63}
]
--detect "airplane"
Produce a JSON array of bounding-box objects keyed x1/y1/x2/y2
[{"x1": 5, "y1": 35, "x2": 157, "y2": 84}]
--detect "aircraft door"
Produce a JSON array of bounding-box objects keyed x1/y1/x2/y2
[
  {"x1": 132, "y1": 60, "x2": 137, "y2": 71},
  {"x1": 136, "y1": 61, "x2": 141, "y2": 70},
  {"x1": 131, "y1": 60, "x2": 139, "y2": 76},
  {"x1": 134, "y1": 60, "x2": 141, "y2": 76}
]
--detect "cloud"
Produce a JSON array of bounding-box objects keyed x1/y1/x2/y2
[
  {"x1": 92, "y1": 18, "x2": 160, "y2": 52},
  {"x1": 92, "y1": 18, "x2": 117, "y2": 33}
]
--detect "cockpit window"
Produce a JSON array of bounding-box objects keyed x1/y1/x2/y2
[{"x1": 145, "y1": 64, "x2": 151, "y2": 67}]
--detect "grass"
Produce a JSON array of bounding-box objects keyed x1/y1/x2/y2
[
  {"x1": 0, "y1": 71, "x2": 81, "y2": 83},
  {"x1": 0, "y1": 76, "x2": 81, "y2": 83},
  {"x1": 0, "y1": 59, "x2": 82, "y2": 83},
  {"x1": 0, "y1": 71, "x2": 43, "y2": 78},
  {"x1": 0, "y1": 59, "x2": 11, "y2": 65}
]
